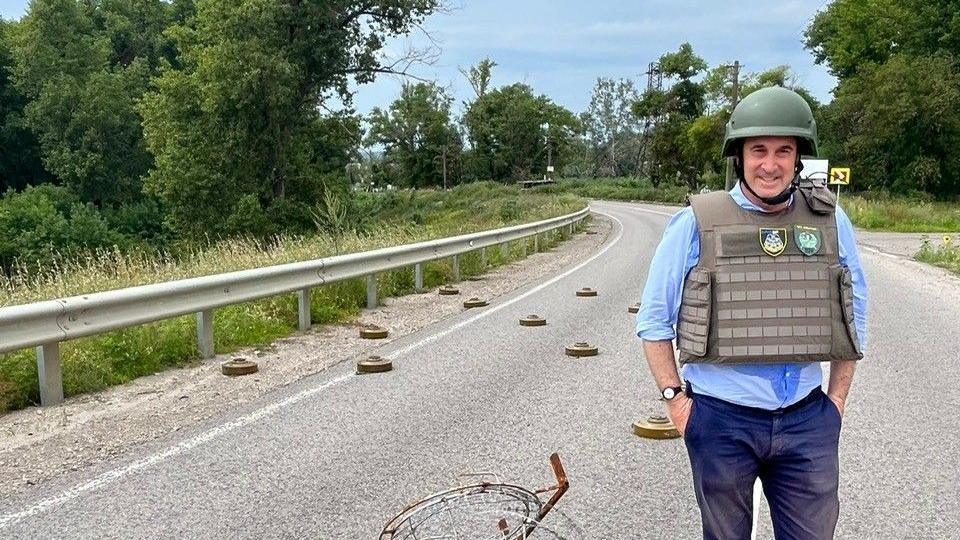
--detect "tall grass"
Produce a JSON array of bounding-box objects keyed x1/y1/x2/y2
[
  {"x1": 0, "y1": 183, "x2": 585, "y2": 412},
  {"x1": 841, "y1": 195, "x2": 960, "y2": 232}
]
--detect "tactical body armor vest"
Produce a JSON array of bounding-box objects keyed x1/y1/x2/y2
[{"x1": 676, "y1": 186, "x2": 862, "y2": 366}]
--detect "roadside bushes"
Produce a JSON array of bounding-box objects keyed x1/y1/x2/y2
[{"x1": 0, "y1": 185, "x2": 131, "y2": 273}]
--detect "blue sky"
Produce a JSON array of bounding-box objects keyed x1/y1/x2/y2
[{"x1": 2, "y1": 0, "x2": 836, "y2": 117}]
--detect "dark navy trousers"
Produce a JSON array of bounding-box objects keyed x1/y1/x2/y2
[{"x1": 683, "y1": 384, "x2": 842, "y2": 540}]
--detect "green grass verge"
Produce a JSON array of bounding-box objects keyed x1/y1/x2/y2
[
  {"x1": 0, "y1": 183, "x2": 586, "y2": 412},
  {"x1": 841, "y1": 196, "x2": 960, "y2": 232}
]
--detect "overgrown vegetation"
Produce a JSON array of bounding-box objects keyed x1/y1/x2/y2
[
  {"x1": 915, "y1": 236, "x2": 960, "y2": 275},
  {"x1": 842, "y1": 195, "x2": 960, "y2": 232},
  {"x1": 0, "y1": 183, "x2": 585, "y2": 412}
]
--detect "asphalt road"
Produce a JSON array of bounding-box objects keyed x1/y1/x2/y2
[{"x1": 1, "y1": 200, "x2": 958, "y2": 539}]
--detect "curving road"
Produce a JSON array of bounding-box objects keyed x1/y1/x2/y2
[{"x1": 1, "y1": 200, "x2": 957, "y2": 539}]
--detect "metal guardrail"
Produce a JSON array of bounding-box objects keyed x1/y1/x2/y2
[{"x1": 0, "y1": 207, "x2": 590, "y2": 406}]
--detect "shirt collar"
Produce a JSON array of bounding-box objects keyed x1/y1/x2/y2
[{"x1": 730, "y1": 180, "x2": 794, "y2": 214}]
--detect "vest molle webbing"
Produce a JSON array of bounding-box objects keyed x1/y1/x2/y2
[{"x1": 677, "y1": 189, "x2": 862, "y2": 366}]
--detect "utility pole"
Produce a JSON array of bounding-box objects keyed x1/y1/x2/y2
[
  {"x1": 541, "y1": 122, "x2": 554, "y2": 181},
  {"x1": 730, "y1": 60, "x2": 741, "y2": 107},
  {"x1": 546, "y1": 137, "x2": 552, "y2": 179},
  {"x1": 442, "y1": 145, "x2": 448, "y2": 190},
  {"x1": 724, "y1": 60, "x2": 743, "y2": 190},
  {"x1": 639, "y1": 62, "x2": 663, "y2": 181}
]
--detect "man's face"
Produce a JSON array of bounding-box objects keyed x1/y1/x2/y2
[{"x1": 741, "y1": 136, "x2": 798, "y2": 199}]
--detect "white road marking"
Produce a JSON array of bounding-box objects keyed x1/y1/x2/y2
[
  {"x1": 0, "y1": 372, "x2": 352, "y2": 528},
  {"x1": 390, "y1": 210, "x2": 625, "y2": 358},
  {"x1": 1, "y1": 210, "x2": 626, "y2": 528}
]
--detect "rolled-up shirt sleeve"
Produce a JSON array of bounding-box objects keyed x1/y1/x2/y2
[
  {"x1": 636, "y1": 208, "x2": 700, "y2": 341},
  {"x1": 836, "y1": 205, "x2": 869, "y2": 354}
]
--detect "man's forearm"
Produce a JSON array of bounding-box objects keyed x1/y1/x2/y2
[
  {"x1": 642, "y1": 339, "x2": 682, "y2": 389},
  {"x1": 827, "y1": 360, "x2": 857, "y2": 402}
]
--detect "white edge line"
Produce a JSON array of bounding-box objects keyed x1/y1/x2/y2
[
  {"x1": 1, "y1": 209, "x2": 630, "y2": 528},
  {"x1": 594, "y1": 199, "x2": 677, "y2": 218},
  {"x1": 0, "y1": 372, "x2": 352, "y2": 528}
]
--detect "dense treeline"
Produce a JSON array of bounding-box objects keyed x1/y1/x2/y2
[
  {"x1": 0, "y1": 0, "x2": 437, "y2": 273},
  {"x1": 1, "y1": 0, "x2": 958, "y2": 276},
  {"x1": 806, "y1": 0, "x2": 960, "y2": 197}
]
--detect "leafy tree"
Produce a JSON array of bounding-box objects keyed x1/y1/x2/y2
[
  {"x1": 460, "y1": 57, "x2": 496, "y2": 99},
  {"x1": 88, "y1": 0, "x2": 184, "y2": 70},
  {"x1": 805, "y1": 0, "x2": 960, "y2": 197},
  {"x1": 463, "y1": 83, "x2": 580, "y2": 181},
  {"x1": 582, "y1": 78, "x2": 641, "y2": 176},
  {"x1": 632, "y1": 43, "x2": 706, "y2": 188},
  {"x1": 0, "y1": 185, "x2": 128, "y2": 273},
  {"x1": 366, "y1": 82, "x2": 462, "y2": 188},
  {"x1": 140, "y1": 0, "x2": 439, "y2": 237},
  {"x1": 0, "y1": 19, "x2": 49, "y2": 192},
  {"x1": 9, "y1": 0, "x2": 169, "y2": 206},
  {"x1": 819, "y1": 54, "x2": 960, "y2": 196}
]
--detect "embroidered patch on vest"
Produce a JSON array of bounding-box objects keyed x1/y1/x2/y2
[
  {"x1": 759, "y1": 227, "x2": 787, "y2": 257},
  {"x1": 794, "y1": 225, "x2": 822, "y2": 256}
]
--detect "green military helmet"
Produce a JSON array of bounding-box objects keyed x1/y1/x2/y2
[{"x1": 722, "y1": 86, "x2": 818, "y2": 158}]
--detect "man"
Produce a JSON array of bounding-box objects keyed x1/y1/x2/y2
[{"x1": 636, "y1": 86, "x2": 868, "y2": 540}]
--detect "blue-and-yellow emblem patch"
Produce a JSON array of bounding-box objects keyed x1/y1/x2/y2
[
  {"x1": 794, "y1": 225, "x2": 822, "y2": 256},
  {"x1": 759, "y1": 227, "x2": 787, "y2": 257}
]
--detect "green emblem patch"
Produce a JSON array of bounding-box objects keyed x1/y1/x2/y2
[
  {"x1": 794, "y1": 225, "x2": 822, "y2": 256},
  {"x1": 759, "y1": 227, "x2": 787, "y2": 257}
]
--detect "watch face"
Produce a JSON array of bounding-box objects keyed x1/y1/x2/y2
[{"x1": 663, "y1": 388, "x2": 676, "y2": 400}]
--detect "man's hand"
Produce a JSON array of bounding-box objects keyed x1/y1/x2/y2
[
  {"x1": 827, "y1": 359, "x2": 856, "y2": 420},
  {"x1": 827, "y1": 393, "x2": 845, "y2": 418},
  {"x1": 665, "y1": 393, "x2": 694, "y2": 436}
]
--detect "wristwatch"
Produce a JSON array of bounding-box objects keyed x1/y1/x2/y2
[{"x1": 660, "y1": 385, "x2": 684, "y2": 401}]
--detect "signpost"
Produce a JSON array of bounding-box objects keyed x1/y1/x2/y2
[{"x1": 829, "y1": 167, "x2": 851, "y2": 204}]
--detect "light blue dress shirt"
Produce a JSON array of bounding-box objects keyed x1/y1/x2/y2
[{"x1": 636, "y1": 182, "x2": 869, "y2": 410}]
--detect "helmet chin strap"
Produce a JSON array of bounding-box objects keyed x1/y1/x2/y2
[{"x1": 736, "y1": 157, "x2": 805, "y2": 207}]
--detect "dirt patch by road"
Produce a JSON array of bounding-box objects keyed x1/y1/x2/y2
[{"x1": 0, "y1": 214, "x2": 613, "y2": 499}]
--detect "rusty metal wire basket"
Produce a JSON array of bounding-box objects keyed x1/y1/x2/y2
[{"x1": 379, "y1": 453, "x2": 570, "y2": 539}]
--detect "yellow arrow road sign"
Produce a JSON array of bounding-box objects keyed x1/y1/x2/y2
[{"x1": 829, "y1": 167, "x2": 851, "y2": 185}]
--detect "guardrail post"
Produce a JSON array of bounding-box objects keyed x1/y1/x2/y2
[
  {"x1": 521, "y1": 237, "x2": 527, "y2": 258},
  {"x1": 298, "y1": 288, "x2": 312, "y2": 331},
  {"x1": 36, "y1": 342, "x2": 64, "y2": 406},
  {"x1": 568, "y1": 222, "x2": 574, "y2": 236},
  {"x1": 452, "y1": 255, "x2": 460, "y2": 282},
  {"x1": 366, "y1": 274, "x2": 377, "y2": 309},
  {"x1": 415, "y1": 263, "x2": 424, "y2": 292},
  {"x1": 500, "y1": 242, "x2": 510, "y2": 261},
  {"x1": 480, "y1": 247, "x2": 487, "y2": 268},
  {"x1": 197, "y1": 310, "x2": 214, "y2": 359},
  {"x1": 534, "y1": 233, "x2": 539, "y2": 252}
]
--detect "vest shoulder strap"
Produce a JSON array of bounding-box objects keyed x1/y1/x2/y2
[{"x1": 687, "y1": 191, "x2": 741, "y2": 231}]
